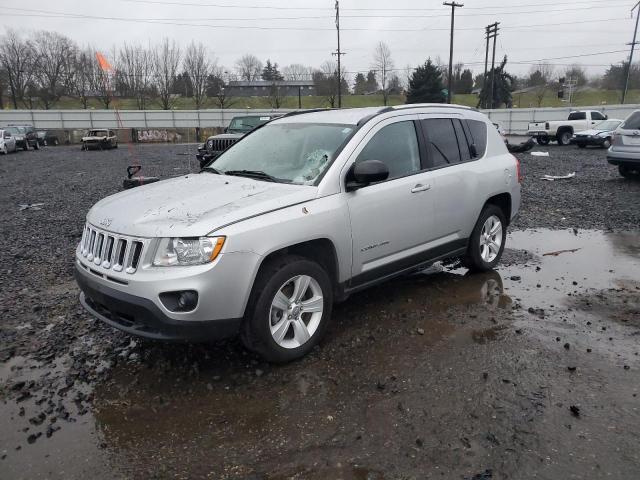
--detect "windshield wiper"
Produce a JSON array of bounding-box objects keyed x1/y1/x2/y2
[{"x1": 224, "y1": 170, "x2": 280, "y2": 182}]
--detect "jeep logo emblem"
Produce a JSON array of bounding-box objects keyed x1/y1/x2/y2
[{"x1": 99, "y1": 218, "x2": 113, "y2": 227}]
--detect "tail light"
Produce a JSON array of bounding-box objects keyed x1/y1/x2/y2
[
  {"x1": 545, "y1": 122, "x2": 550, "y2": 130},
  {"x1": 514, "y1": 155, "x2": 522, "y2": 183},
  {"x1": 611, "y1": 133, "x2": 622, "y2": 146}
]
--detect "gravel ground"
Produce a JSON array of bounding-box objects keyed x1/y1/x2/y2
[{"x1": 1, "y1": 144, "x2": 639, "y2": 479}]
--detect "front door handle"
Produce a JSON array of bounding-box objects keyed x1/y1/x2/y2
[{"x1": 411, "y1": 183, "x2": 431, "y2": 193}]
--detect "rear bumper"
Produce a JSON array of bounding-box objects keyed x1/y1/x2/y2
[
  {"x1": 607, "y1": 148, "x2": 640, "y2": 166},
  {"x1": 75, "y1": 264, "x2": 242, "y2": 341}
]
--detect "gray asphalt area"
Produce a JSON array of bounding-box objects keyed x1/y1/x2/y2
[{"x1": 0, "y1": 143, "x2": 639, "y2": 479}]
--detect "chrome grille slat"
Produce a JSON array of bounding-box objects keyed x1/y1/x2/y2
[{"x1": 78, "y1": 223, "x2": 146, "y2": 275}]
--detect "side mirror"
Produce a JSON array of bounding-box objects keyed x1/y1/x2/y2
[
  {"x1": 605, "y1": 114, "x2": 609, "y2": 120},
  {"x1": 346, "y1": 160, "x2": 389, "y2": 191}
]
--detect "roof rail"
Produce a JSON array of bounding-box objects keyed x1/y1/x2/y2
[
  {"x1": 280, "y1": 108, "x2": 335, "y2": 118},
  {"x1": 356, "y1": 106, "x2": 394, "y2": 126},
  {"x1": 392, "y1": 103, "x2": 478, "y2": 112}
]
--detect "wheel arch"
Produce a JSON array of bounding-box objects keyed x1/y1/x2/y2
[
  {"x1": 255, "y1": 238, "x2": 342, "y2": 300},
  {"x1": 483, "y1": 193, "x2": 512, "y2": 225}
]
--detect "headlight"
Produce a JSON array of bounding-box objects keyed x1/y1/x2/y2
[{"x1": 153, "y1": 237, "x2": 225, "y2": 266}]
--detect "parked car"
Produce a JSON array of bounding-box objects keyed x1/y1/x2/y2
[
  {"x1": 75, "y1": 105, "x2": 521, "y2": 362},
  {"x1": 197, "y1": 114, "x2": 281, "y2": 168},
  {"x1": 0, "y1": 129, "x2": 17, "y2": 154},
  {"x1": 37, "y1": 130, "x2": 61, "y2": 146},
  {"x1": 6, "y1": 124, "x2": 39, "y2": 150},
  {"x1": 607, "y1": 110, "x2": 640, "y2": 179},
  {"x1": 527, "y1": 110, "x2": 608, "y2": 146},
  {"x1": 81, "y1": 129, "x2": 118, "y2": 150},
  {"x1": 572, "y1": 119, "x2": 622, "y2": 149}
]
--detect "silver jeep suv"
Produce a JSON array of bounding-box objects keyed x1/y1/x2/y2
[{"x1": 75, "y1": 105, "x2": 521, "y2": 362}]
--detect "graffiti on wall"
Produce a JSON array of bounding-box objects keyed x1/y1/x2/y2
[{"x1": 137, "y1": 130, "x2": 183, "y2": 143}]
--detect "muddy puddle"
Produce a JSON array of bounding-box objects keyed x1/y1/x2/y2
[{"x1": 1, "y1": 229, "x2": 639, "y2": 479}]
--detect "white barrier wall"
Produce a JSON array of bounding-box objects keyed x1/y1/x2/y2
[{"x1": 1, "y1": 104, "x2": 638, "y2": 134}]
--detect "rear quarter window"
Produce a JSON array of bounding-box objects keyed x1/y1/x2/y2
[
  {"x1": 466, "y1": 120, "x2": 488, "y2": 157},
  {"x1": 621, "y1": 111, "x2": 640, "y2": 130}
]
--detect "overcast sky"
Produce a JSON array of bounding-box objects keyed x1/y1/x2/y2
[{"x1": 3, "y1": 0, "x2": 637, "y2": 79}]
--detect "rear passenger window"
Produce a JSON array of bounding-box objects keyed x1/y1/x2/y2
[
  {"x1": 421, "y1": 118, "x2": 461, "y2": 167},
  {"x1": 466, "y1": 120, "x2": 488, "y2": 158},
  {"x1": 622, "y1": 111, "x2": 640, "y2": 130},
  {"x1": 356, "y1": 121, "x2": 421, "y2": 180},
  {"x1": 568, "y1": 112, "x2": 586, "y2": 121}
]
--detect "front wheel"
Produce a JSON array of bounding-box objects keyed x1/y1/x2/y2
[
  {"x1": 33, "y1": 141, "x2": 39, "y2": 150},
  {"x1": 602, "y1": 138, "x2": 611, "y2": 149},
  {"x1": 1, "y1": 145, "x2": 7, "y2": 155},
  {"x1": 463, "y1": 205, "x2": 507, "y2": 272},
  {"x1": 241, "y1": 255, "x2": 333, "y2": 363}
]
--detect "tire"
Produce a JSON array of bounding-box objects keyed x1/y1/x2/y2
[
  {"x1": 23, "y1": 142, "x2": 30, "y2": 151},
  {"x1": 1, "y1": 145, "x2": 6, "y2": 155},
  {"x1": 33, "y1": 141, "x2": 39, "y2": 150},
  {"x1": 557, "y1": 130, "x2": 572, "y2": 146},
  {"x1": 602, "y1": 138, "x2": 611, "y2": 149},
  {"x1": 53, "y1": 138, "x2": 59, "y2": 146},
  {"x1": 536, "y1": 137, "x2": 550, "y2": 146},
  {"x1": 619, "y1": 165, "x2": 640, "y2": 179},
  {"x1": 577, "y1": 143, "x2": 586, "y2": 149},
  {"x1": 81, "y1": 143, "x2": 86, "y2": 151},
  {"x1": 241, "y1": 255, "x2": 333, "y2": 363},
  {"x1": 463, "y1": 205, "x2": 508, "y2": 272},
  {"x1": 113, "y1": 142, "x2": 118, "y2": 149}
]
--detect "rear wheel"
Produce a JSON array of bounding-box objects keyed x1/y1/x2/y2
[
  {"x1": 463, "y1": 205, "x2": 507, "y2": 272},
  {"x1": 241, "y1": 255, "x2": 333, "y2": 363},
  {"x1": 619, "y1": 165, "x2": 640, "y2": 179},
  {"x1": 557, "y1": 130, "x2": 572, "y2": 146},
  {"x1": 536, "y1": 137, "x2": 550, "y2": 146},
  {"x1": 33, "y1": 141, "x2": 39, "y2": 150}
]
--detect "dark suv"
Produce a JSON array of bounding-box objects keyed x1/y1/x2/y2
[
  {"x1": 197, "y1": 114, "x2": 281, "y2": 168},
  {"x1": 7, "y1": 124, "x2": 40, "y2": 150}
]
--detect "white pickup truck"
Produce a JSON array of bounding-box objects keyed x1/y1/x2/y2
[{"x1": 527, "y1": 110, "x2": 609, "y2": 146}]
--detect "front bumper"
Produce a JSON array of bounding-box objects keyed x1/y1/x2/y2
[
  {"x1": 572, "y1": 136, "x2": 606, "y2": 146},
  {"x1": 74, "y1": 248, "x2": 261, "y2": 341}
]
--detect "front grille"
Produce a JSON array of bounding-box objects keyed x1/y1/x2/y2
[
  {"x1": 79, "y1": 223, "x2": 147, "y2": 274},
  {"x1": 208, "y1": 138, "x2": 238, "y2": 152}
]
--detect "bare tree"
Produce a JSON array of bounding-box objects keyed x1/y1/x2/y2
[
  {"x1": 235, "y1": 54, "x2": 262, "y2": 81},
  {"x1": 184, "y1": 41, "x2": 213, "y2": 109},
  {"x1": 0, "y1": 30, "x2": 35, "y2": 108},
  {"x1": 529, "y1": 63, "x2": 554, "y2": 107},
  {"x1": 118, "y1": 42, "x2": 154, "y2": 109},
  {"x1": 372, "y1": 41, "x2": 394, "y2": 106},
  {"x1": 69, "y1": 47, "x2": 96, "y2": 109},
  {"x1": 210, "y1": 65, "x2": 236, "y2": 109},
  {"x1": 31, "y1": 31, "x2": 76, "y2": 109},
  {"x1": 313, "y1": 60, "x2": 346, "y2": 108},
  {"x1": 268, "y1": 82, "x2": 284, "y2": 109},
  {"x1": 282, "y1": 64, "x2": 311, "y2": 81},
  {"x1": 152, "y1": 38, "x2": 181, "y2": 110}
]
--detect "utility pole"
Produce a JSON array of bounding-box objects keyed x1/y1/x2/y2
[
  {"x1": 483, "y1": 23, "x2": 498, "y2": 109},
  {"x1": 622, "y1": 1, "x2": 640, "y2": 104},
  {"x1": 331, "y1": 0, "x2": 346, "y2": 108},
  {"x1": 444, "y1": 1, "x2": 463, "y2": 104},
  {"x1": 489, "y1": 22, "x2": 500, "y2": 109}
]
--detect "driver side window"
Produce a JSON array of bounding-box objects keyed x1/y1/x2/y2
[{"x1": 356, "y1": 121, "x2": 421, "y2": 180}]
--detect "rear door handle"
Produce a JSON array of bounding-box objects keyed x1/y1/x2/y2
[{"x1": 411, "y1": 183, "x2": 431, "y2": 193}]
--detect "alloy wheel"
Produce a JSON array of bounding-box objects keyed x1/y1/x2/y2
[
  {"x1": 269, "y1": 274, "x2": 324, "y2": 349},
  {"x1": 479, "y1": 215, "x2": 503, "y2": 263}
]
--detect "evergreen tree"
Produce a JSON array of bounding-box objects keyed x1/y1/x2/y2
[
  {"x1": 261, "y1": 59, "x2": 283, "y2": 81},
  {"x1": 457, "y1": 69, "x2": 474, "y2": 94},
  {"x1": 406, "y1": 59, "x2": 446, "y2": 104},
  {"x1": 365, "y1": 70, "x2": 378, "y2": 93},
  {"x1": 353, "y1": 72, "x2": 367, "y2": 95},
  {"x1": 477, "y1": 55, "x2": 514, "y2": 108}
]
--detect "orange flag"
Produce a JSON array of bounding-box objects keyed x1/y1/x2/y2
[{"x1": 95, "y1": 52, "x2": 112, "y2": 72}]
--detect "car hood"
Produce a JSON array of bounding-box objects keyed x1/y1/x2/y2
[
  {"x1": 574, "y1": 128, "x2": 612, "y2": 136},
  {"x1": 87, "y1": 173, "x2": 317, "y2": 238},
  {"x1": 83, "y1": 136, "x2": 107, "y2": 140}
]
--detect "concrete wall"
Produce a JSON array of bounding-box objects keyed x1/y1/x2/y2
[{"x1": 2, "y1": 104, "x2": 638, "y2": 135}]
